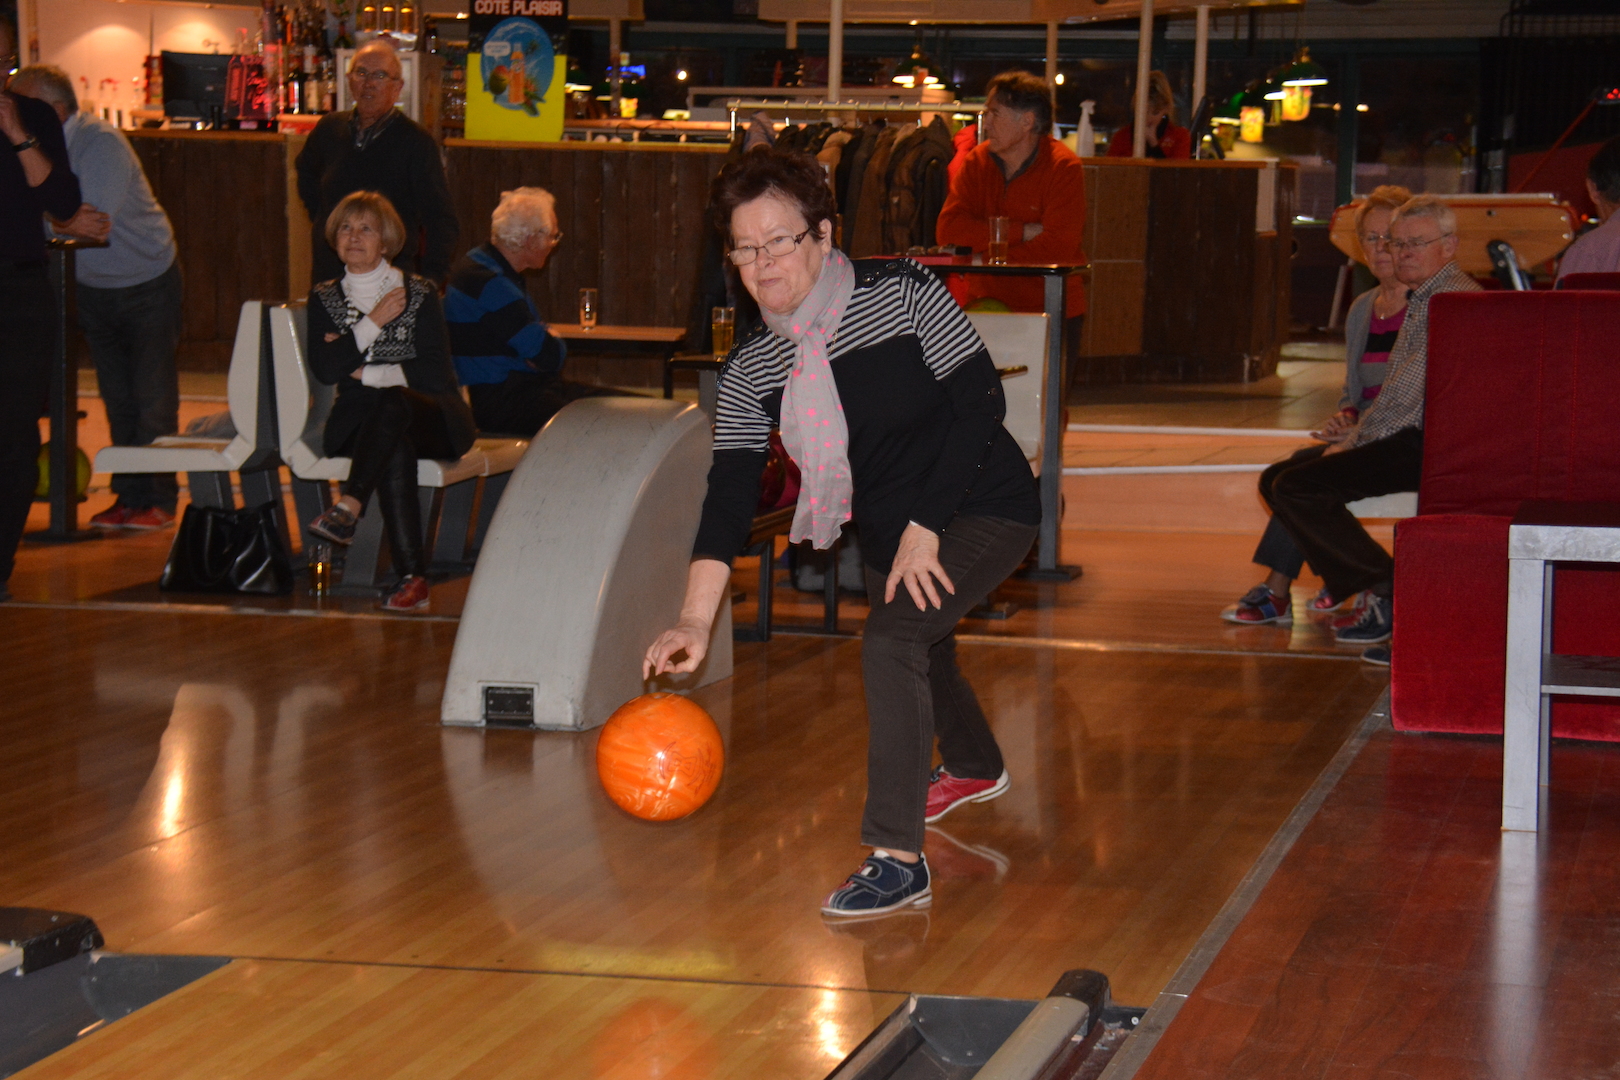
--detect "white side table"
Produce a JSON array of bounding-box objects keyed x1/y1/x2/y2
[{"x1": 1504, "y1": 501, "x2": 1620, "y2": 831}]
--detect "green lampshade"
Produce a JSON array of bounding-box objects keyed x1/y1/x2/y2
[{"x1": 1282, "y1": 47, "x2": 1328, "y2": 87}]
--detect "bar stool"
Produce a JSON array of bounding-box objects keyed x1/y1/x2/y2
[{"x1": 1503, "y1": 500, "x2": 1620, "y2": 831}]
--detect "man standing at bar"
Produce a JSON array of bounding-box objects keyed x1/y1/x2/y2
[
  {"x1": 296, "y1": 39, "x2": 458, "y2": 285},
  {"x1": 12, "y1": 66, "x2": 182, "y2": 531},
  {"x1": 936, "y1": 71, "x2": 1087, "y2": 374},
  {"x1": 0, "y1": 74, "x2": 81, "y2": 600}
]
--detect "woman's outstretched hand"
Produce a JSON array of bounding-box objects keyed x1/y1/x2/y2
[
  {"x1": 642, "y1": 559, "x2": 732, "y2": 679},
  {"x1": 643, "y1": 620, "x2": 711, "y2": 678},
  {"x1": 885, "y1": 522, "x2": 954, "y2": 610}
]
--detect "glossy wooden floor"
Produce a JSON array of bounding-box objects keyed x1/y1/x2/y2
[
  {"x1": 3, "y1": 506, "x2": 1387, "y2": 1077},
  {"x1": 1132, "y1": 724, "x2": 1620, "y2": 1079}
]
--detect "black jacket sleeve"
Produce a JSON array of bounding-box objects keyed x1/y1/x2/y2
[
  {"x1": 305, "y1": 290, "x2": 365, "y2": 387},
  {"x1": 412, "y1": 128, "x2": 459, "y2": 284},
  {"x1": 692, "y1": 449, "x2": 769, "y2": 566},
  {"x1": 294, "y1": 116, "x2": 333, "y2": 221},
  {"x1": 402, "y1": 286, "x2": 459, "y2": 394},
  {"x1": 21, "y1": 94, "x2": 81, "y2": 221},
  {"x1": 908, "y1": 347, "x2": 1009, "y2": 534}
]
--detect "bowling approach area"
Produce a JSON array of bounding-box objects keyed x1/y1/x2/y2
[{"x1": 7, "y1": 395, "x2": 1620, "y2": 1077}]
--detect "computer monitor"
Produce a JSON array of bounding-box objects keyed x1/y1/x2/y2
[{"x1": 161, "y1": 51, "x2": 230, "y2": 121}]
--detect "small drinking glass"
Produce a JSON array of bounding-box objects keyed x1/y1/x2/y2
[
  {"x1": 987, "y1": 216, "x2": 1011, "y2": 265},
  {"x1": 579, "y1": 287, "x2": 599, "y2": 330},
  {"x1": 307, "y1": 541, "x2": 333, "y2": 596},
  {"x1": 711, "y1": 306, "x2": 735, "y2": 359}
]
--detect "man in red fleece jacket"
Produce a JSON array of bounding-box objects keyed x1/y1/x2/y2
[{"x1": 937, "y1": 70, "x2": 1088, "y2": 348}]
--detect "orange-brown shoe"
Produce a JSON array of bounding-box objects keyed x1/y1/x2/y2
[
  {"x1": 89, "y1": 502, "x2": 135, "y2": 529},
  {"x1": 123, "y1": 506, "x2": 175, "y2": 531},
  {"x1": 379, "y1": 575, "x2": 431, "y2": 613}
]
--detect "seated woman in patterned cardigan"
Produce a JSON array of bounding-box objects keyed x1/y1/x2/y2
[{"x1": 305, "y1": 190, "x2": 475, "y2": 613}]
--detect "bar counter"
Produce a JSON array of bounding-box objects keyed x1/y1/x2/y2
[{"x1": 128, "y1": 128, "x2": 1293, "y2": 384}]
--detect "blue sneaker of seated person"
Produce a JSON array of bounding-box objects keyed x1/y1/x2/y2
[
  {"x1": 822, "y1": 852, "x2": 931, "y2": 918},
  {"x1": 1335, "y1": 593, "x2": 1392, "y2": 645}
]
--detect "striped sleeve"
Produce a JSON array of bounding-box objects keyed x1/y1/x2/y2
[
  {"x1": 896, "y1": 260, "x2": 990, "y2": 379},
  {"x1": 710, "y1": 330, "x2": 787, "y2": 453}
]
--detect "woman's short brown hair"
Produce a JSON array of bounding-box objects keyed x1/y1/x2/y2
[
  {"x1": 709, "y1": 147, "x2": 838, "y2": 243},
  {"x1": 324, "y1": 190, "x2": 407, "y2": 258}
]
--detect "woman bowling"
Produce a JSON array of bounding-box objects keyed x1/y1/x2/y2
[
  {"x1": 305, "y1": 190, "x2": 475, "y2": 612},
  {"x1": 643, "y1": 149, "x2": 1040, "y2": 917}
]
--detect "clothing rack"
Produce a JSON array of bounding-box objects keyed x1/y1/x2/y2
[{"x1": 725, "y1": 99, "x2": 986, "y2": 136}]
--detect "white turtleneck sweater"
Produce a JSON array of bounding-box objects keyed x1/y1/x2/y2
[{"x1": 342, "y1": 261, "x2": 408, "y2": 388}]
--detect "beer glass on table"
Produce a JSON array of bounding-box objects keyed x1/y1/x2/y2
[
  {"x1": 711, "y1": 306, "x2": 735, "y2": 359},
  {"x1": 988, "y1": 216, "x2": 1011, "y2": 265},
  {"x1": 308, "y1": 542, "x2": 332, "y2": 596},
  {"x1": 578, "y1": 288, "x2": 599, "y2": 330}
]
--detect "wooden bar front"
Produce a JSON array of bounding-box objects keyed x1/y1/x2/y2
[{"x1": 128, "y1": 130, "x2": 1291, "y2": 384}]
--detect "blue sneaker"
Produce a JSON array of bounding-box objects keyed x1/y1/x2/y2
[
  {"x1": 821, "y1": 852, "x2": 932, "y2": 918},
  {"x1": 1361, "y1": 643, "x2": 1391, "y2": 667},
  {"x1": 1335, "y1": 593, "x2": 1392, "y2": 645}
]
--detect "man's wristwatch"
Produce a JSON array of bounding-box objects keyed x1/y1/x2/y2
[{"x1": 10, "y1": 136, "x2": 39, "y2": 153}]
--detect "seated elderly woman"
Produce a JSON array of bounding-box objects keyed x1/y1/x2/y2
[
  {"x1": 305, "y1": 190, "x2": 475, "y2": 613},
  {"x1": 643, "y1": 149, "x2": 1040, "y2": 917},
  {"x1": 1221, "y1": 183, "x2": 1412, "y2": 627}
]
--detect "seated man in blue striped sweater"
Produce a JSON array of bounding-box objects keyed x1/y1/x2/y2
[{"x1": 444, "y1": 186, "x2": 620, "y2": 436}]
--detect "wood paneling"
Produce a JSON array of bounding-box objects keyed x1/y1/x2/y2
[
  {"x1": 130, "y1": 131, "x2": 291, "y2": 373},
  {"x1": 444, "y1": 140, "x2": 727, "y2": 347},
  {"x1": 1074, "y1": 159, "x2": 1296, "y2": 386}
]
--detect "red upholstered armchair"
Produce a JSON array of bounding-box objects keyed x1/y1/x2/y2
[{"x1": 1392, "y1": 290, "x2": 1620, "y2": 740}]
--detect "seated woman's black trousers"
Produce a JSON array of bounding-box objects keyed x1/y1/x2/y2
[{"x1": 334, "y1": 386, "x2": 459, "y2": 579}]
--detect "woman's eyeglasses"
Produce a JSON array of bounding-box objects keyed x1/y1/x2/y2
[
  {"x1": 727, "y1": 227, "x2": 814, "y2": 266},
  {"x1": 1360, "y1": 232, "x2": 1391, "y2": 249}
]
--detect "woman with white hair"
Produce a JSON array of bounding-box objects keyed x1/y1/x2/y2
[
  {"x1": 445, "y1": 185, "x2": 626, "y2": 437},
  {"x1": 305, "y1": 190, "x2": 476, "y2": 613}
]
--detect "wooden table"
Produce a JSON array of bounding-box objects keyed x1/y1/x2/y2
[{"x1": 549, "y1": 324, "x2": 688, "y2": 393}]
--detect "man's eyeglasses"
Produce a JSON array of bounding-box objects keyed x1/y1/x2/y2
[
  {"x1": 537, "y1": 229, "x2": 562, "y2": 247},
  {"x1": 1386, "y1": 233, "x2": 1453, "y2": 253},
  {"x1": 727, "y1": 227, "x2": 814, "y2": 266},
  {"x1": 350, "y1": 66, "x2": 400, "y2": 83}
]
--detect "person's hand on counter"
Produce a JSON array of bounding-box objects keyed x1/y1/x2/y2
[
  {"x1": 1022, "y1": 222, "x2": 1044, "y2": 242},
  {"x1": 50, "y1": 203, "x2": 112, "y2": 243}
]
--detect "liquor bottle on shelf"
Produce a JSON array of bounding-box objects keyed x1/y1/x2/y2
[{"x1": 334, "y1": 22, "x2": 354, "y2": 50}]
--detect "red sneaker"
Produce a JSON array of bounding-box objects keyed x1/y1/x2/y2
[
  {"x1": 380, "y1": 575, "x2": 431, "y2": 613},
  {"x1": 924, "y1": 767, "x2": 1010, "y2": 823},
  {"x1": 89, "y1": 502, "x2": 135, "y2": 529},
  {"x1": 122, "y1": 506, "x2": 175, "y2": 530}
]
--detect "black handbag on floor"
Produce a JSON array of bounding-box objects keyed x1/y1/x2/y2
[{"x1": 160, "y1": 503, "x2": 295, "y2": 596}]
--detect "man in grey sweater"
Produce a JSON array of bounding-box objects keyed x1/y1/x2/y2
[
  {"x1": 1265, "y1": 196, "x2": 1482, "y2": 658},
  {"x1": 12, "y1": 66, "x2": 181, "y2": 530}
]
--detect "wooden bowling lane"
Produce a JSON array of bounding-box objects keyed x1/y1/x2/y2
[
  {"x1": 1124, "y1": 723, "x2": 1620, "y2": 1079},
  {"x1": 15, "y1": 959, "x2": 903, "y2": 1080},
  {"x1": 0, "y1": 603, "x2": 1384, "y2": 1077}
]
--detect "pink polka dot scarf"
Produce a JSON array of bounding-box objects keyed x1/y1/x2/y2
[{"x1": 761, "y1": 248, "x2": 856, "y2": 550}]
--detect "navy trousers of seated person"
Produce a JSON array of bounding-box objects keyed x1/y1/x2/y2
[
  {"x1": 1264, "y1": 428, "x2": 1424, "y2": 603},
  {"x1": 332, "y1": 386, "x2": 459, "y2": 579}
]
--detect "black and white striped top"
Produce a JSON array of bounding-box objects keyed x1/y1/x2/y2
[{"x1": 693, "y1": 258, "x2": 1040, "y2": 574}]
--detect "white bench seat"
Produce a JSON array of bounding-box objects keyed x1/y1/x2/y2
[{"x1": 267, "y1": 303, "x2": 528, "y2": 590}]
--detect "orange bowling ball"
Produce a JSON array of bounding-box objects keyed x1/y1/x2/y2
[{"x1": 596, "y1": 694, "x2": 724, "y2": 821}]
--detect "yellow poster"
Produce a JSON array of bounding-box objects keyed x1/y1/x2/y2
[{"x1": 466, "y1": 0, "x2": 568, "y2": 142}]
